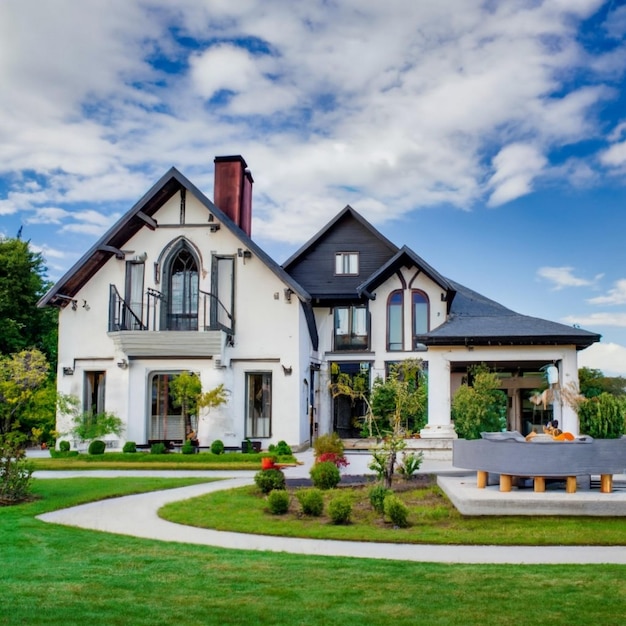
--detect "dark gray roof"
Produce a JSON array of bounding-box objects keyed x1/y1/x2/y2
[
  {"x1": 416, "y1": 280, "x2": 601, "y2": 349},
  {"x1": 39, "y1": 167, "x2": 310, "y2": 307}
]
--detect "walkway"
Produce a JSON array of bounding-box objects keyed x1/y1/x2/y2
[{"x1": 32, "y1": 449, "x2": 626, "y2": 565}]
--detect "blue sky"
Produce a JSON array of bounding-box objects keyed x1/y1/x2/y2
[{"x1": 1, "y1": 0, "x2": 626, "y2": 375}]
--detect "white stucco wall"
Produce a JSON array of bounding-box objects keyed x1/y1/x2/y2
[{"x1": 55, "y1": 190, "x2": 311, "y2": 449}]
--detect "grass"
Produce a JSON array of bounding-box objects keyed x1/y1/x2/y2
[
  {"x1": 0, "y1": 478, "x2": 624, "y2": 625},
  {"x1": 29, "y1": 451, "x2": 294, "y2": 471},
  {"x1": 160, "y1": 478, "x2": 626, "y2": 546}
]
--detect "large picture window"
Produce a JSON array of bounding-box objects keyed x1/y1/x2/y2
[
  {"x1": 334, "y1": 305, "x2": 368, "y2": 351},
  {"x1": 149, "y1": 372, "x2": 184, "y2": 441},
  {"x1": 246, "y1": 372, "x2": 272, "y2": 437}
]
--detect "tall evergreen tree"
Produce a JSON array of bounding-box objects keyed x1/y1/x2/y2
[{"x1": 0, "y1": 237, "x2": 58, "y2": 367}]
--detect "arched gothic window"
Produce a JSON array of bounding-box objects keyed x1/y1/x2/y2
[{"x1": 162, "y1": 241, "x2": 199, "y2": 330}]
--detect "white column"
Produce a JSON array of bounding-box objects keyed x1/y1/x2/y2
[
  {"x1": 559, "y1": 352, "x2": 580, "y2": 435},
  {"x1": 420, "y1": 353, "x2": 457, "y2": 439}
]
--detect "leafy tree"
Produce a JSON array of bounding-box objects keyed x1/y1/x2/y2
[
  {"x1": 578, "y1": 393, "x2": 625, "y2": 439},
  {"x1": 370, "y1": 359, "x2": 427, "y2": 435},
  {"x1": 0, "y1": 349, "x2": 50, "y2": 434},
  {"x1": 0, "y1": 237, "x2": 58, "y2": 366},
  {"x1": 170, "y1": 372, "x2": 228, "y2": 440},
  {"x1": 579, "y1": 367, "x2": 626, "y2": 398},
  {"x1": 451, "y1": 364, "x2": 507, "y2": 440}
]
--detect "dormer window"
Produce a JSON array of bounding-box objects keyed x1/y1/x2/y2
[{"x1": 335, "y1": 252, "x2": 359, "y2": 275}]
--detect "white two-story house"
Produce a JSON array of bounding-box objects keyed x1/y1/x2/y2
[{"x1": 40, "y1": 155, "x2": 600, "y2": 451}]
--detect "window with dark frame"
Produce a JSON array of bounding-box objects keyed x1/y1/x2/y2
[
  {"x1": 334, "y1": 305, "x2": 369, "y2": 350},
  {"x1": 412, "y1": 291, "x2": 429, "y2": 346},
  {"x1": 387, "y1": 290, "x2": 403, "y2": 351},
  {"x1": 84, "y1": 371, "x2": 106, "y2": 415},
  {"x1": 246, "y1": 372, "x2": 272, "y2": 437}
]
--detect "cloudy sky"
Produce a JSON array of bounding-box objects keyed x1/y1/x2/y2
[{"x1": 1, "y1": 0, "x2": 626, "y2": 375}]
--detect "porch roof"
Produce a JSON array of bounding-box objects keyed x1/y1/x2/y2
[{"x1": 416, "y1": 280, "x2": 601, "y2": 349}]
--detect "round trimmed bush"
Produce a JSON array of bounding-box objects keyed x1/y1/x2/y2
[
  {"x1": 310, "y1": 460, "x2": 341, "y2": 490},
  {"x1": 59, "y1": 440, "x2": 71, "y2": 453},
  {"x1": 254, "y1": 468, "x2": 286, "y2": 494},
  {"x1": 210, "y1": 439, "x2": 225, "y2": 455},
  {"x1": 150, "y1": 442, "x2": 167, "y2": 455},
  {"x1": 328, "y1": 494, "x2": 352, "y2": 524},
  {"x1": 88, "y1": 439, "x2": 106, "y2": 455},
  {"x1": 296, "y1": 488, "x2": 324, "y2": 517},
  {"x1": 181, "y1": 442, "x2": 195, "y2": 455},
  {"x1": 384, "y1": 494, "x2": 410, "y2": 528},
  {"x1": 267, "y1": 489, "x2": 290, "y2": 514},
  {"x1": 369, "y1": 484, "x2": 391, "y2": 515},
  {"x1": 122, "y1": 441, "x2": 137, "y2": 453},
  {"x1": 269, "y1": 440, "x2": 292, "y2": 456}
]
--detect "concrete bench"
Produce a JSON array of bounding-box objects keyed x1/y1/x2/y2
[{"x1": 453, "y1": 433, "x2": 626, "y2": 494}]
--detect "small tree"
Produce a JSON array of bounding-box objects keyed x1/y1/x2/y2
[
  {"x1": 0, "y1": 431, "x2": 34, "y2": 504},
  {"x1": 170, "y1": 371, "x2": 202, "y2": 439},
  {"x1": 451, "y1": 364, "x2": 507, "y2": 440},
  {"x1": 0, "y1": 349, "x2": 50, "y2": 434},
  {"x1": 170, "y1": 372, "x2": 228, "y2": 440},
  {"x1": 370, "y1": 359, "x2": 427, "y2": 435}
]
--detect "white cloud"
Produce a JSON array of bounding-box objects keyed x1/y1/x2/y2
[
  {"x1": 562, "y1": 312, "x2": 626, "y2": 327},
  {"x1": 588, "y1": 279, "x2": 626, "y2": 305},
  {"x1": 487, "y1": 144, "x2": 547, "y2": 206},
  {"x1": 25, "y1": 207, "x2": 70, "y2": 225},
  {"x1": 0, "y1": 0, "x2": 620, "y2": 246},
  {"x1": 578, "y1": 342, "x2": 626, "y2": 377},
  {"x1": 537, "y1": 266, "x2": 602, "y2": 290}
]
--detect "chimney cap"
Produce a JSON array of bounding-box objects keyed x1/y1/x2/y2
[{"x1": 214, "y1": 155, "x2": 248, "y2": 167}]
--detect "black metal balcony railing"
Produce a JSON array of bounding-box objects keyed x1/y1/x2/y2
[{"x1": 108, "y1": 285, "x2": 233, "y2": 333}]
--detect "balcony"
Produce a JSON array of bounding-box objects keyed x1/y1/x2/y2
[{"x1": 108, "y1": 285, "x2": 232, "y2": 358}]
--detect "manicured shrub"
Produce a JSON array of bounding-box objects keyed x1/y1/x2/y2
[
  {"x1": 254, "y1": 468, "x2": 286, "y2": 494},
  {"x1": 181, "y1": 442, "x2": 195, "y2": 455},
  {"x1": 269, "y1": 440, "x2": 292, "y2": 456},
  {"x1": 313, "y1": 432, "x2": 344, "y2": 458},
  {"x1": 328, "y1": 494, "x2": 352, "y2": 524},
  {"x1": 210, "y1": 439, "x2": 225, "y2": 455},
  {"x1": 59, "y1": 440, "x2": 70, "y2": 453},
  {"x1": 384, "y1": 494, "x2": 410, "y2": 528},
  {"x1": 310, "y1": 461, "x2": 341, "y2": 490},
  {"x1": 296, "y1": 488, "x2": 324, "y2": 516},
  {"x1": 88, "y1": 439, "x2": 106, "y2": 455},
  {"x1": 122, "y1": 441, "x2": 137, "y2": 453},
  {"x1": 368, "y1": 484, "x2": 391, "y2": 515},
  {"x1": 49, "y1": 449, "x2": 79, "y2": 458},
  {"x1": 150, "y1": 442, "x2": 167, "y2": 455},
  {"x1": 267, "y1": 489, "x2": 290, "y2": 514}
]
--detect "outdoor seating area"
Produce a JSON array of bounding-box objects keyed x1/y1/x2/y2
[{"x1": 453, "y1": 433, "x2": 626, "y2": 494}]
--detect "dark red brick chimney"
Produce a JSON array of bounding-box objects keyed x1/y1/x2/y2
[{"x1": 213, "y1": 155, "x2": 253, "y2": 236}]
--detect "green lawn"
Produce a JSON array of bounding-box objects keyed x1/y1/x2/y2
[
  {"x1": 1, "y1": 478, "x2": 625, "y2": 625},
  {"x1": 160, "y1": 481, "x2": 626, "y2": 546},
  {"x1": 29, "y1": 451, "x2": 292, "y2": 471}
]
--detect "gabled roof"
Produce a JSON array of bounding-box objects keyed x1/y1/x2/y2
[
  {"x1": 356, "y1": 245, "x2": 456, "y2": 308},
  {"x1": 282, "y1": 205, "x2": 398, "y2": 269},
  {"x1": 282, "y1": 205, "x2": 399, "y2": 302},
  {"x1": 39, "y1": 168, "x2": 310, "y2": 307},
  {"x1": 416, "y1": 280, "x2": 601, "y2": 349}
]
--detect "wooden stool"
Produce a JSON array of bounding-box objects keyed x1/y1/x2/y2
[{"x1": 600, "y1": 474, "x2": 613, "y2": 493}]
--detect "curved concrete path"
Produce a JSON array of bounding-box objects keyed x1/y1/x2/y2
[{"x1": 36, "y1": 473, "x2": 626, "y2": 565}]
